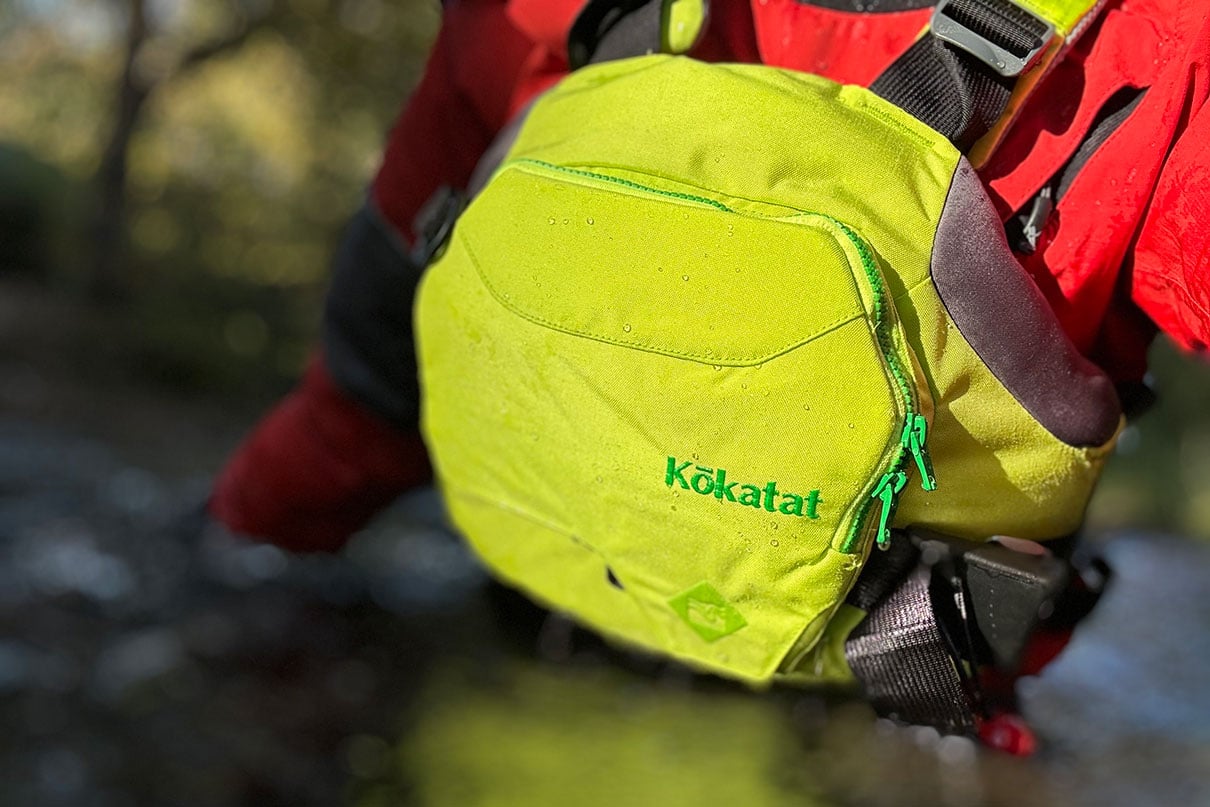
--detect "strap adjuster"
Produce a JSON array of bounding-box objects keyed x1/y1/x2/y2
[
  {"x1": 410, "y1": 185, "x2": 465, "y2": 266},
  {"x1": 930, "y1": 0, "x2": 1055, "y2": 77}
]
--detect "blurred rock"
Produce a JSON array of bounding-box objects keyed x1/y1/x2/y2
[{"x1": 91, "y1": 628, "x2": 187, "y2": 703}]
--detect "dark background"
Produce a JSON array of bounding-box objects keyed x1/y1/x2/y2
[{"x1": 2, "y1": 1, "x2": 1209, "y2": 804}]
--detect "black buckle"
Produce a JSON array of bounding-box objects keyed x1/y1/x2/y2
[
  {"x1": 410, "y1": 186, "x2": 465, "y2": 267},
  {"x1": 931, "y1": 0, "x2": 1055, "y2": 77},
  {"x1": 913, "y1": 530, "x2": 1096, "y2": 670}
]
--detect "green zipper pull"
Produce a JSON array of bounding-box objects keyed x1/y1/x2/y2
[
  {"x1": 901, "y1": 414, "x2": 937, "y2": 491},
  {"x1": 871, "y1": 470, "x2": 907, "y2": 551}
]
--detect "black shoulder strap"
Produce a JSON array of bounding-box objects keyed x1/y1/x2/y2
[
  {"x1": 568, "y1": 0, "x2": 665, "y2": 69},
  {"x1": 569, "y1": 0, "x2": 1105, "y2": 160},
  {"x1": 870, "y1": 0, "x2": 1054, "y2": 152}
]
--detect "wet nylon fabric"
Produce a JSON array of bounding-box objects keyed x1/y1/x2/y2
[
  {"x1": 415, "y1": 56, "x2": 1119, "y2": 682},
  {"x1": 511, "y1": 58, "x2": 1116, "y2": 545},
  {"x1": 417, "y1": 58, "x2": 949, "y2": 682},
  {"x1": 213, "y1": 0, "x2": 1208, "y2": 563},
  {"x1": 374, "y1": 0, "x2": 1210, "y2": 371}
]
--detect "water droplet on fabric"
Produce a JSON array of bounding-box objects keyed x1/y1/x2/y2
[
  {"x1": 682, "y1": 274, "x2": 690, "y2": 281},
  {"x1": 622, "y1": 323, "x2": 632, "y2": 333},
  {"x1": 547, "y1": 217, "x2": 556, "y2": 225},
  {"x1": 713, "y1": 365, "x2": 723, "y2": 371},
  {"x1": 803, "y1": 403, "x2": 811, "y2": 410},
  {"x1": 848, "y1": 423, "x2": 855, "y2": 429},
  {"x1": 587, "y1": 217, "x2": 595, "y2": 225},
  {"x1": 771, "y1": 539, "x2": 780, "y2": 547}
]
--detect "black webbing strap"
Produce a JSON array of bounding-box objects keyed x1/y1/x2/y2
[
  {"x1": 870, "y1": 35, "x2": 1014, "y2": 152},
  {"x1": 845, "y1": 563, "x2": 978, "y2": 733},
  {"x1": 571, "y1": 0, "x2": 1060, "y2": 152},
  {"x1": 568, "y1": 0, "x2": 664, "y2": 69},
  {"x1": 845, "y1": 527, "x2": 919, "y2": 613},
  {"x1": 870, "y1": 0, "x2": 1053, "y2": 151},
  {"x1": 843, "y1": 530, "x2": 1097, "y2": 734}
]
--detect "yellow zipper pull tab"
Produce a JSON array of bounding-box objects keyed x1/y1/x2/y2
[
  {"x1": 901, "y1": 414, "x2": 937, "y2": 491},
  {"x1": 871, "y1": 470, "x2": 907, "y2": 550}
]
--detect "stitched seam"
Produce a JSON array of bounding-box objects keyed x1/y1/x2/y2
[
  {"x1": 463, "y1": 227, "x2": 864, "y2": 364},
  {"x1": 513, "y1": 159, "x2": 732, "y2": 211}
]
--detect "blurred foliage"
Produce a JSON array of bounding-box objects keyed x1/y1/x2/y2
[
  {"x1": 0, "y1": 0, "x2": 440, "y2": 394},
  {"x1": 1088, "y1": 339, "x2": 1210, "y2": 540}
]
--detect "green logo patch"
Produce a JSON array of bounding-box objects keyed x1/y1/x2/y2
[{"x1": 669, "y1": 582, "x2": 747, "y2": 642}]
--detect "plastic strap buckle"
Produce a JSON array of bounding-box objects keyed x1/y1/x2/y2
[
  {"x1": 410, "y1": 185, "x2": 465, "y2": 267},
  {"x1": 930, "y1": 0, "x2": 1055, "y2": 77}
]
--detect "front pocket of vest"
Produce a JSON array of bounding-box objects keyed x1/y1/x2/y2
[{"x1": 417, "y1": 159, "x2": 931, "y2": 682}]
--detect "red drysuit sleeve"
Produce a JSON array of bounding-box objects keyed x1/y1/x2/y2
[
  {"x1": 211, "y1": 0, "x2": 564, "y2": 550},
  {"x1": 210, "y1": 359, "x2": 432, "y2": 552},
  {"x1": 372, "y1": 0, "x2": 567, "y2": 242},
  {"x1": 1131, "y1": 49, "x2": 1210, "y2": 354}
]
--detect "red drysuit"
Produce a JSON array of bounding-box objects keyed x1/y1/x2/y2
[{"x1": 211, "y1": 0, "x2": 1210, "y2": 550}]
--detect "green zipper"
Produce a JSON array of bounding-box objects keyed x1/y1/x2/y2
[
  {"x1": 510, "y1": 159, "x2": 934, "y2": 553},
  {"x1": 832, "y1": 225, "x2": 935, "y2": 552},
  {"x1": 871, "y1": 470, "x2": 908, "y2": 549}
]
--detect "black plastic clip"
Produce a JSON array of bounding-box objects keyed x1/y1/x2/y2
[{"x1": 410, "y1": 185, "x2": 465, "y2": 267}]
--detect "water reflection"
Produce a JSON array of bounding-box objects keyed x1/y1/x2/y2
[
  {"x1": 1, "y1": 419, "x2": 1208, "y2": 806},
  {"x1": 389, "y1": 661, "x2": 826, "y2": 807}
]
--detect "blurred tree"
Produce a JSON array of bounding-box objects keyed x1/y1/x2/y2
[
  {"x1": 91, "y1": 0, "x2": 272, "y2": 299},
  {"x1": 84, "y1": 0, "x2": 438, "y2": 300},
  {"x1": 0, "y1": 0, "x2": 438, "y2": 391}
]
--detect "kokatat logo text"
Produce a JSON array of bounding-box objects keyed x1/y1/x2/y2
[{"x1": 665, "y1": 456, "x2": 821, "y2": 518}]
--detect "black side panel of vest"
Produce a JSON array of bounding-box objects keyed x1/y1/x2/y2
[
  {"x1": 323, "y1": 204, "x2": 423, "y2": 429},
  {"x1": 568, "y1": 0, "x2": 663, "y2": 68}
]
